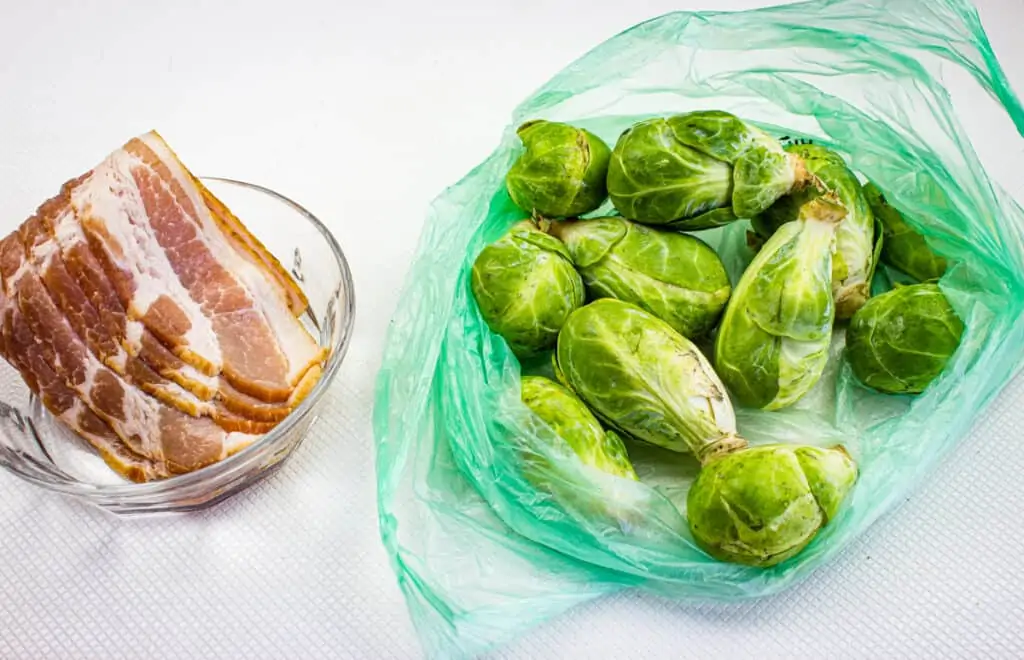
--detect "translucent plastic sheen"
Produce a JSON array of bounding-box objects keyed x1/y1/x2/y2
[{"x1": 373, "y1": 1, "x2": 1024, "y2": 657}]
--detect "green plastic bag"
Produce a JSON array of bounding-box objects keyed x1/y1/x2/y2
[{"x1": 373, "y1": 0, "x2": 1024, "y2": 656}]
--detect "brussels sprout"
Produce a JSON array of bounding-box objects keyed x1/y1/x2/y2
[
  {"x1": 505, "y1": 120, "x2": 612, "y2": 218},
  {"x1": 687, "y1": 444, "x2": 857, "y2": 567},
  {"x1": 470, "y1": 220, "x2": 585, "y2": 358},
  {"x1": 520, "y1": 376, "x2": 638, "y2": 482},
  {"x1": 549, "y1": 217, "x2": 731, "y2": 338},
  {"x1": 751, "y1": 144, "x2": 879, "y2": 320},
  {"x1": 606, "y1": 110, "x2": 814, "y2": 230},
  {"x1": 862, "y1": 182, "x2": 947, "y2": 283},
  {"x1": 555, "y1": 299, "x2": 858, "y2": 566},
  {"x1": 555, "y1": 298, "x2": 745, "y2": 462},
  {"x1": 845, "y1": 283, "x2": 963, "y2": 394},
  {"x1": 715, "y1": 197, "x2": 847, "y2": 410}
]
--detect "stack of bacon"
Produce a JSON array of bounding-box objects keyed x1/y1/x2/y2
[{"x1": 0, "y1": 131, "x2": 326, "y2": 482}]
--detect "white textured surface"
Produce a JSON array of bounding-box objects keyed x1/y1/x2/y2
[{"x1": 1, "y1": 1, "x2": 1022, "y2": 658}]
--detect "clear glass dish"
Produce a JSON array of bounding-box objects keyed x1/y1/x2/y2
[{"x1": 0, "y1": 177, "x2": 355, "y2": 515}]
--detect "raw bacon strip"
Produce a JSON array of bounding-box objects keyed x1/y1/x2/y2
[
  {"x1": 0, "y1": 235, "x2": 258, "y2": 475},
  {"x1": 195, "y1": 176, "x2": 310, "y2": 316},
  {"x1": 46, "y1": 186, "x2": 219, "y2": 400},
  {"x1": 24, "y1": 216, "x2": 125, "y2": 372},
  {"x1": 124, "y1": 142, "x2": 286, "y2": 399},
  {"x1": 59, "y1": 203, "x2": 295, "y2": 421},
  {"x1": 7, "y1": 308, "x2": 163, "y2": 483},
  {"x1": 0, "y1": 239, "x2": 161, "y2": 482},
  {"x1": 27, "y1": 225, "x2": 276, "y2": 435},
  {"x1": 127, "y1": 132, "x2": 324, "y2": 396},
  {"x1": 34, "y1": 186, "x2": 293, "y2": 427},
  {"x1": 18, "y1": 271, "x2": 257, "y2": 472},
  {"x1": 0, "y1": 130, "x2": 324, "y2": 479},
  {"x1": 70, "y1": 157, "x2": 223, "y2": 377},
  {"x1": 79, "y1": 408, "x2": 164, "y2": 483},
  {"x1": 69, "y1": 134, "x2": 323, "y2": 402}
]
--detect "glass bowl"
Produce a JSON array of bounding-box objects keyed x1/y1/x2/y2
[{"x1": 0, "y1": 177, "x2": 355, "y2": 515}]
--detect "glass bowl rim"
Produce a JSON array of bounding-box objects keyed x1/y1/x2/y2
[{"x1": 0, "y1": 176, "x2": 356, "y2": 501}]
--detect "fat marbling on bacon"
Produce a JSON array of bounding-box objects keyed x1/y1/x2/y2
[{"x1": 0, "y1": 131, "x2": 327, "y2": 481}]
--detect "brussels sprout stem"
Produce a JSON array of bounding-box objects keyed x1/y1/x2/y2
[
  {"x1": 516, "y1": 119, "x2": 545, "y2": 136},
  {"x1": 790, "y1": 154, "x2": 812, "y2": 188},
  {"x1": 832, "y1": 444, "x2": 852, "y2": 460},
  {"x1": 801, "y1": 194, "x2": 847, "y2": 225},
  {"x1": 790, "y1": 154, "x2": 827, "y2": 195},
  {"x1": 546, "y1": 218, "x2": 579, "y2": 241},
  {"x1": 745, "y1": 230, "x2": 765, "y2": 252},
  {"x1": 696, "y1": 433, "x2": 749, "y2": 465},
  {"x1": 835, "y1": 281, "x2": 870, "y2": 317},
  {"x1": 532, "y1": 213, "x2": 553, "y2": 233}
]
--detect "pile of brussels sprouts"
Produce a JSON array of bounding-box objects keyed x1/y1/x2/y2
[{"x1": 470, "y1": 111, "x2": 964, "y2": 568}]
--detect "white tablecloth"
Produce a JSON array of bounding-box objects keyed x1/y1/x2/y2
[{"x1": 1, "y1": 1, "x2": 1022, "y2": 657}]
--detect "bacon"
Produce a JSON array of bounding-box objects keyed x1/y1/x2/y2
[
  {"x1": 195, "y1": 175, "x2": 310, "y2": 316},
  {"x1": 0, "y1": 131, "x2": 324, "y2": 481},
  {"x1": 72, "y1": 132, "x2": 324, "y2": 402},
  {"x1": 35, "y1": 186, "x2": 294, "y2": 427},
  {"x1": 1, "y1": 234, "x2": 259, "y2": 476},
  {"x1": 0, "y1": 237, "x2": 159, "y2": 482},
  {"x1": 2, "y1": 301, "x2": 162, "y2": 483},
  {"x1": 46, "y1": 186, "x2": 220, "y2": 399}
]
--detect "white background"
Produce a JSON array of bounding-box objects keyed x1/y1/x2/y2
[{"x1": 1, "y1": 0, "x2": 1023, "y2": 658}]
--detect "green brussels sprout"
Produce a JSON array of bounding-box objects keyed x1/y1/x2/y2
[
  {"x1": 715, "y1": 197, "x2": 847, "y2": 410},
  {"x1": 520, "y1": 375, "x2": 638, "y2": 482},
  {"x1": 549, "y1": 216, "x2": 731, "y2": 338},
  {"x1": 470, "y1": 220, "x2": 585, "y2": 358},
  {"x1": 505, "y1": 120, "x2": 612, "y2": 218},
  {"x1": 555, "y1": 298, "x2": 746, "y2": 462},
  {"x1": 606, "y1": 110, "x2": 814, "y2": 230},
  {"x1": 845, "y1": 283, "x2": 963, "y2": 394},
  {"x1": 751, "y1": 144, "x2": 879, "y2": 320},
  {"x1": 555, "y1": 299, "x2": 859, "y2": 567},
  {"x1": 687, "y1": 444, "x2": 858, "y2": 567},
  {"x1": 862, "y1": 182, "x2": 947, "y2": 283}
]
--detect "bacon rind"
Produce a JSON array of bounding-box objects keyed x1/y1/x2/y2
[
  {"x1": 193, "y1": 175, "x2": 310, "y2": 317},
  {"x1": 217, "y1": 377, "x2": 295, "y2": 423}
]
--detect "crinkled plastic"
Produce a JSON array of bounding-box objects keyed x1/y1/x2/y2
[{"x1": 373, "y1": 0, "x2": 1024, "y2": 657}]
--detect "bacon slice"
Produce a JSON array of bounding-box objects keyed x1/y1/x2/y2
[
  {"x1": 70, "y1": 131, "x2": 324, "y2": 402},
  {"x1": 0, "y1": 238, "x2": 162, "y2": 482},
  {"x1": 0, "y1": 130, "x2": 323, "y2": 480},
  {"x1": 72, "y1": 157, "x2": 223, "y2": 377},
  {"x1": 195, "y1": 176, "x2": 310, "y2": 316},
  {"x1": 0, "y1": 234, "x2": 258, "y2": 475},
  {"x1": 32, "y1": 183, "x2": 293, "y2": 429},
  {"x1": 4, "y1": 305, "x2": 163, "y2": 483},
  {"x1": 46, "y1": 185, "x2": 220, "y2": 400}
]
